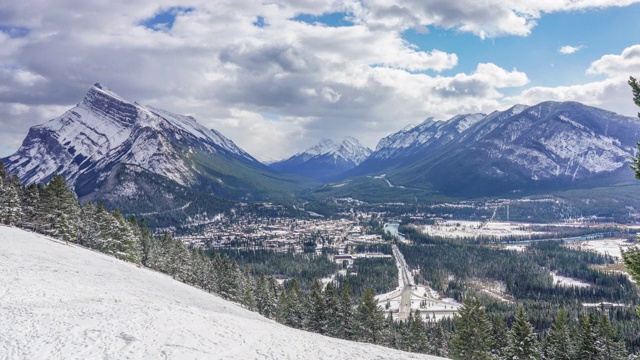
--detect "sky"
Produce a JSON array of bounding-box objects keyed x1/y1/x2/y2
[{"x1": 1, "y1": 1, "x2": 640, "y2": 162}]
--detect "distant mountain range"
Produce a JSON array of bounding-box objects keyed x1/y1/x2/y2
[
  {"x1": 270, "y1": 137, "x2": 372, "y2": 182},
  {"x1": 1, "y1": 84, "x2": 314, "y2": 216},
  {"x1": 341, "y1": 101, "x2": 640, "y2": 197},
  {"x1": 4, "y1": 83, "x2": 640, "y2": 210}
]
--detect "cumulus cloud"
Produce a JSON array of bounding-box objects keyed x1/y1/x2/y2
[
  {"x1": 0, "y1": 0, "x2": 638, "y2": 160},
  {"x1": 509, "y1": 44, "x2": 640, "y2": 118},
  {"x1": 558, "y1": 45, "x2": 585, "y2": 54}
]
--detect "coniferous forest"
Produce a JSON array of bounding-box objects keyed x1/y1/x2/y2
[{"x1": 0, "y1": 161, "x2": 638, "y2": 359}]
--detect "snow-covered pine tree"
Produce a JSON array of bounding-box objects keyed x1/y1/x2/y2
[
  {"x1": 3, "y1": 182, "x2": 23, "y2": 226},
  {"x1": 276, "y1": 288, "x2": 290, "y2": 324},
  {"x1": 286, "y1": 278, "x2": 305, "y2": 329},
  {"x1": 595, "y1": 313, "x2": 627, "y2": 360},
  {"x1": 356, "y1": 287, "x2": 385, "y2": 344},
  {"x1": 44, "y1": 175, "x2": 81, "y2": 242},
  {"x1": 490, "y1": 314, "x2": 509, "y2": 359},
  {"x1": 323, "y1": 282, "x2": 341, "y2": 337},
  {"x1": 339, "y1": 281, "x2": 355, "y2": 340},
  {"x1": 242, "y1": 275, "x2": 257, "y2": 311},
  {"x1": 20, "y1": 184, "x2": 40, "y2": 231},
  {"x1": 427, "y1": 322, "x2": 449, "y2": 358},
  {"x1": 408, "y1": 309, "x2": 428, "y2": 353},
  {"x1": 543, "y1": 309, "x2": 573, "y2": 360},
  {"x1": 308, "y1": 279, "x2": 327, "y2": 334},
  {"x1": 507, "y1": 306, "x2": 541, "y2": 360},
  {"x1": 450, "y1": 297, "x2": 493, "y2": 360},
  {"x1": 577, "y1": 313, "x2": 598, "y2": 360}
]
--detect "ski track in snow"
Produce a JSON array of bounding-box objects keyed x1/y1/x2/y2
[{"x1": 0, "y1": 226, "x2": 444, "y2": 360}]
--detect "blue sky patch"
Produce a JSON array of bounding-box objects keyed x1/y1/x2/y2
[
  {"x1": 293, "y1": 12, "x2": 354, "y2": 27},
  {"x1": 253, "y1": 16, "x2": 266, "y2": 28},
  {"x1": 0, "y1": 25, "x2": 30, "y2": 38},
  {"x1": 140, "y1": 7, "x2": 194, "y2": 31}
]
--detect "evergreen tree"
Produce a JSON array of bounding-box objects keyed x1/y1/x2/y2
[
  {"x1": 2, "y1": 183, "x2": 22, "y2": 226},
  {"x1": 490, "y1": 314, "x2": 509, "y2": 360},
  {"x1": 577, "y1": 313, "x2": 598, "y2": 360},
  {"x1": 56, "y1": 211, "x2": 72, "y2": 243},
  {"x1": 355, "y1": 287, "x2": 385, "y2": 344},
  {"x1": 427, "y1": 322, "x2": 449, "y2": 358},
  {"x1": 308, "y1": 279, "x2": 327, "y2": 334},
  {"x1": 507, "y1": 306, "x2": 541, "y2": 360},
  {"x1": 595, "y1": 313, "x2": 626, "y2": 360},
  {"x1": 276, "y1": 289, "x2": 290, "y2": 324},
  {"x1": 339, "y1": 282, "x2": 355, "y2": 340},
  {"x1": 255, "y1": 274, "x2": 276, "y2": 318},
  {"x1": 450, "y1": 297, "x2": 493, "y2": 360},
  {"x1": 323, "y1": 282, "x2": 341, "y2": 337},
  {"x1": 242, "y1": 277, "x2": 257, "y2": 311},
  {"x1": 543, "y1": 309, "x2": 573, "y2": 360},
  {"x1": 20, "y1": 184, "x2": 40, "y2": 231},
  {"x1": 287, "y1": 279, "x2": 305, "y2": 329},
  {"x1": 408, "y1": 309, "x2": 428, "y2": 353}
]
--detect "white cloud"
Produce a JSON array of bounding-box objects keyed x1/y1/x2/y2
[
  {"x1": 509, "y1": 44, "x2": 640, "y2": 117},
  {"x1": 0, "y1": 0, "x2": 638, "y2": 160},
  {"x1": 558, "y1": 45, "x2": 585, "y2": 54}
]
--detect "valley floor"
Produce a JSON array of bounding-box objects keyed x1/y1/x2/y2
[{"x1": 0, "y1": 226, "x2": 445, "y2": 360}]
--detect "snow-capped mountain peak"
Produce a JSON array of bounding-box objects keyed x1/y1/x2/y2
[
  {"x1": 270, "y1": 136, "x2": 372, "y2": 182},
  {"x1": 2, "y1": 83, "x2": 262, "y2": 199}
]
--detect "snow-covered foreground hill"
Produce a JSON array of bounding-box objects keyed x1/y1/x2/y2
[{"x1": 0, "y1": 226, "x2": 445, "y2": 360}]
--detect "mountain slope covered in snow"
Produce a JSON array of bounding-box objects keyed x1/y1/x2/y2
[
  {"x1": 0, "y1": 225, "x2": 444, "y2": 360},
  {"x1": 342, "y1": 101, "x2": 640, "y2": 197},
  {"x1": 270, "y1": 137, "x2": 372, "y2": 182},
  {"x1": 1, "y1": 84, "x2": 315, "y2": 215}
]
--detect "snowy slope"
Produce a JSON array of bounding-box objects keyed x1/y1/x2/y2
[
  {"x1": 269, "y1": 137, "x2": 372, "y2": 182},
  {"x1": 0, "y1": 226, "x2": 445, "y2": 360}
]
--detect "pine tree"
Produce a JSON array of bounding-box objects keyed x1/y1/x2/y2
[
  {"x1": 408, "y1": 309, "x2": 428, "y2": 353},
  {"x1": 490, "y1": 314, "x2": 509, "y2": 359},
  {"x1": 507, "y1": 306, "x2": 541, "y2": 360},
  {"x1": 276, "y1": 289, "x2": 290, "y2": 324},
  {"x1": 20, "y1": 184, "x2": 40, "y2": 231},
  {"x1": 428, "y1": 322, "x2": 449, "y2": 358},
  {"x1": 339, "y1": 282, "x2": 355, "y2": 340},
  {"x1": 308, "y1": 279, "x2": 327, "y2": 334},
  {"x1": 577, "y1": 313, "x2": 598, "y2": 360},
  {"x1": 3, "y1": 183, "x2": 23, "y2": 226},
  {"x1": 595, "y1": 313, "x2": 626, "y2": 360},
  {"x1": 56, "y1": 211, "x2": 72, "y2": 243},
  {"x1": 287, "y1": 279, "x2": 305, "y2": 329},
  {"x1": 450, "y1": 297, "x2": 493, "y2": 360},
  {"x1": 356, "y1": 287, "x2": 385, "y2": 344},
  {"x1": 242, "y1": 277, "x2": 257, "y2": 311},
  {"x1": 323, "y1": 282, "x2": 341, "y2": 337},
  {"x1": 543, "y1": 309, "x2": 573, "y2": 360}
]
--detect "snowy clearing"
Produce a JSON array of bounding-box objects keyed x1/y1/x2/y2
[
  {"x1": 421, "y1": 221, "x2": 540, "y2": 239},
  {"x1": 0, "y1": 226, "x2": 444, "y2": 360},
  {"x1": 551, "y1": 272, "x2": 591, "y2": 288},
  {"x1": 565, "y1": 238, "x2": 638, "y2": 259}
]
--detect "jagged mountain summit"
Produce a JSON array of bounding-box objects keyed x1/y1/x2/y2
[
  {"x1": 344, "y1": 101, "x2": 640, "y2": 197},
  {"x1": 2, "y1": 84, "x2": 313, "y2": 214},
  {"x1": 270, "y1": 137, "x2": 372, "y2": 182}
]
